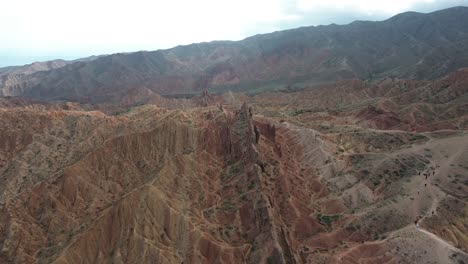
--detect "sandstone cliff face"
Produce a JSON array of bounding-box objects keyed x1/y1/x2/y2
[
  {"x1": 0, "y1": 103, "x2": 301, "y2": 263},
  {"x1": 1, "y1": 75, "x2": 468, "y2": 263}
]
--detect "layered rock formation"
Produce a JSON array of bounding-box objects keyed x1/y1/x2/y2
[
  {"x1": 0, "y1": 88, "x2": 467, "y2": 263},
  {"x1": 0, "y1": 6, "x2": 468, "y2": 264},
  {"x1": 0, "y1": 102, "x2": 298, "y2": 263}
]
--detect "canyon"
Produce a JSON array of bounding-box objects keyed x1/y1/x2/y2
[{"x1": 0, "y1": 6, "x2": 467, "y2": 264}]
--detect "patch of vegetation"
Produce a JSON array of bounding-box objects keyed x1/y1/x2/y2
[
  {"x1": 373, "y1": 179, "x2": 381, "y2": 186},
  {"x1": 289, "y1": 108, "x2": 312, "y2": 116},
  {"x1": 221, "y1": 162, "x2": 242, "y2": 181},
  {"x1": 410, "y1": 134, "x2": 427, "y2": 141},
  {"x1": 247, "y1": 181, "x2": 256, "y2": 190},
  {"x1": 345, "y1": 223, "x2": 359, "y2": 232},
  {"x1": 198, "y1": 191, "x2": 205, "y2": 204},
  {"x1": 251, "y1": 244, "x2": 256, "y2": 252},
  {"x1": 316, "y1": 214, "x2": 341, "y2": 231},
  {"x1": 267, "y1": 256, "x2": 274, "y2": 264},
  {"x1": 240, "y1": 193, "x2": 248, "y2": 201},
  {"x1": 222, "y1": 199, "x2": 234, "y2": 211}
]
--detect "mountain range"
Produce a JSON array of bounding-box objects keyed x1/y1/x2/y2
[{"x1": 1, "y1": 6, "x2": 468, "y2": 103}]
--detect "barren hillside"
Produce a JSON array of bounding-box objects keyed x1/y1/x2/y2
[
  {"x1": 2, "y1": 7, "x2": 468, "y2": 103},
  {"x1": 0, "y1": 68, "x2": 467, "y2": 263}
]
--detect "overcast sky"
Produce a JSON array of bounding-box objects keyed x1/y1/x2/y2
[{"x1": 1, "y1": 0, "x2": 467, "y2": 67}]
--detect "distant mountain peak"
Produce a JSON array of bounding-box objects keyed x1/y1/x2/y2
[{"x1": 2, "y1": 6, "x2": 468, "y2": 102}]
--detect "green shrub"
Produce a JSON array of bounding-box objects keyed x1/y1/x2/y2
[{"x1": 317, "y1": 214, "x2": 341, "y2": 230}]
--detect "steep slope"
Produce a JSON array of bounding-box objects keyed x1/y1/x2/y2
[
  {"x1": 0, "y1": 91, "x2": 467, "y2": 263},
  {"x1": 0, "y1": 103, "x2": 293, "y2": 263},
  {"x1": 0, "y1": 56, "x2": 100, "y2": 97},
  {"x1": 0, "y1": 60, "x2": 68, "y2": 97},
  {"x1": 2, "y1": 7, "x2": 468, "y2": 103}
]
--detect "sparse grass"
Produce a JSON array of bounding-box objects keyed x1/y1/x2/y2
[
  {"x1": 198, "y1": 191, "x2": 204, "y2": 204},
  {"x1": 410, "y1": 134, "x2": 427, "y2": 141},
  {"x1": 289, "y1": 108, "x2": 312, "y2": 116},
  {"x1": 221, "y1": 162, "x2": 242, "y2": 181},
  {"x1": 240, "y1": 193, "x2": 248, "y2": 201},
  {"x1": 222, "y1": 199, "x2": 234, "y2": 211}
]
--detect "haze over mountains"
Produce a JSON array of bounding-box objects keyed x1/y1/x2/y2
[
  {"x1": 1, "y1": 6, "x2": 468, "y2": 103},
  {"x1": 0, "y1": 6, "x2": 468, "y2": 264}
]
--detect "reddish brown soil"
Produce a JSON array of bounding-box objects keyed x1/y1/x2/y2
[{"x1": 0, "y1": 70, "x2": 467, "y2": 263}]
